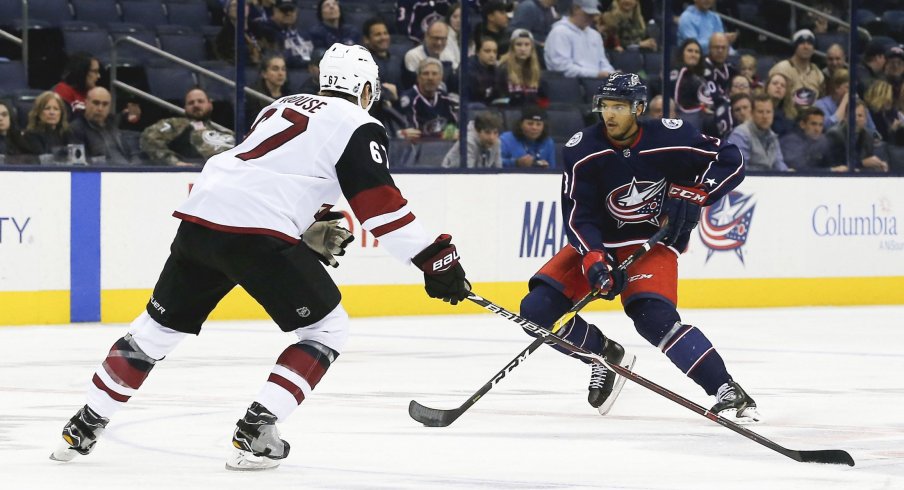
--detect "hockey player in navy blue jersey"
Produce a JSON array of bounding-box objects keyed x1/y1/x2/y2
[{"x1": 519, "y1": 73, "x2": 761, "y2": 423}]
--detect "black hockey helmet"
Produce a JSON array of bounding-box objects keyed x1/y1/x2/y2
[{"x1": 592, "y1": 73, "x2": 648, "y2": 116}]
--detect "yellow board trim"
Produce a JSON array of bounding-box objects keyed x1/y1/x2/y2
[
  {"x1": 3, "y1": 277, "x2": 903, "y2": 325},
  {"x1": 0, "y1": 290, "x2": 70, "y2": 325}
]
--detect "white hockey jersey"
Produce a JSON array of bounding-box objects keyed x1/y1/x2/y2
[{"x1": 174, "y1": 94, "x2": 432, "y2": 264}]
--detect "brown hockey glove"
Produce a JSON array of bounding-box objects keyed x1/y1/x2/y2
[{"x1": 302, "y1": 212, "x2": 354, "y2": 268}]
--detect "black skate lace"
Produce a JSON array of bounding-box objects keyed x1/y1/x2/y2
[{"x1": 589, "y1": 364, "x2": 607, "y2": 389}]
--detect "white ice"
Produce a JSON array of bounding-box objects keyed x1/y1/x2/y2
[{"x1": 2, "y1": 306, "x2": 903, "y2": 489}]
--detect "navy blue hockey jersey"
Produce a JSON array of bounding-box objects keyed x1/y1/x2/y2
[{"x1": 561, "y1": 118, "x2": 745, "y2": 254}]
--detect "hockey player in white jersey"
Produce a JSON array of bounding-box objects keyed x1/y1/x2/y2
[{"x1": 51, "y1": 44, "x2": 470, "y2": 471}]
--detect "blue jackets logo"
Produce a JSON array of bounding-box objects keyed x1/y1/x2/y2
[
  {"x1": 606, "y1": 177, "x2": 667, "y2": 227},
  {"x1": 699, "y1": 191, "x2": 755, "y2": 263}
]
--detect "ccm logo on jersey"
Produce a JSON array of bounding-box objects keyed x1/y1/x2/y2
[
  {"x1": 432, "y1": 250, "x2": 460, "y2": 272},
  {"x1": 668, "y1": 184, "x2": 708, "y2": 204}
]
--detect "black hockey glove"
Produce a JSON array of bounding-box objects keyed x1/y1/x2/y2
[
  {"x1": 302, "y1": 212, "x2": 354, "y2": 268},
  {"x1": 411, "y1": 234, "x2": 471, "y2": 305},
  {"x1": 661, "y1": 183, "x2": 708, "y2": 247},
  {"x1": 581, "y1": 250, "x2": 627, "y2": 300}
]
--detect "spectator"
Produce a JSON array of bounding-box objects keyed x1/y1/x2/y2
[
  {"x1": 768, "y1": 29, "x2": 824, "y2": 98},
  {"x1": 298, "y1": 48, "x2": 325, "y2": 94},
  {"x1": 858, "y1": 41, "x2": 887, "y2": 97},
  {"x1": 310, "y1": 0, "x2": 361, "y2": 50},
  {"x1": 246, "y1": 54, "x2": 289, "y2": 129},
  {"x1": 403, "y1": 20, "x2": 459, "y2": 91},
  {"x1": 256, "y1": 0, "x2": 314, "y2": 68},
  {"x1": 52, "y1": 52, "x2": 101, "y2": 116},
  {"x1": 510, "y1": 0, "x2": 559, "y2": 45},
  {"x1": 499, "y1": 105, "x2": 555, "y2": 168},
  {"x1": 864, "y1": 80, "x2": 900, "y2": 143},
  {"x1": 779, "y1": 107, "x2": 835, "y2": 171},
  {"x1": 821, "y1": 43, "x2": 847, "y2": 84},
  {"x1": 544, "y1": 0, "x2": 615, "y2": 79},
  {"x1": 704, "y1": 33, "x2": 737, "y2": 100},
  {"x1": 140, "y1": 88, "x2": 235, "y2": 167},
  {"x1": 643, "y1": 94, "x2": 677, "y2": 119},
  {"x1": 826, "y1": 99, "x2": 889, "y2": 172},
  {"x1": 0, "y1": 100, "x2": 29, "y2": 163},
  {"x1": 468, "y1": 38, "x2": 502, "y2": 104},
  {"x1": 363, "y1": 17, "x2": 402, "y2": 99},
  {"x1": 677, "y1": 0, "x2": 737, "y2": 55},
  {"x1": 443, "y1": 3, "x2": 466, "y2": 68},
  {"x1": 726, "y1": 92, "x2": 788, "y2": 171},
  {"x1": 23, "y1": 91, "x2": 73, "y2": 159},
  {"x1": 496, "y1": 29, "x2": 547, "y2": 107},
  {"x1": 710, "y1": 75, "x2": 751, "y2": 138},
  {"x1": 474, "y1": 1, "x2": 512, "y2": 57},
  {"x1": 729, "y1": 92, "x2": 753, "y2": 127},
  {"x1": 670, "y1": 39, "x2": 712, "y2": 129},
  {"x1": 396, "y1": 0, "x2": 452, "y2": 43},
  {"x1": 215, "y1": 0, "x2": 263, "y2": 66},
  {"x1": 441, "y1": 111, "x2": 503, "y2": 168},
  {"x1": 397, "y1": 58, "x2": 459, "y2": 140},
  {"x1": 600, "y1": 0, "x2": 657, "y2": 52},
  {"x1": 738, "y1": 54, "x2": 762, "y2": 90},
  {"x1": 885, "y1": 45, "x2": 904, "y2": 95},
  {"x1": 814, "y1": 68, "x2": 878, "y2": 134},
  {"x1": 764, "y1": 72, "x2": 793, "y2": 136},
  {"x1": 70, "y1": 87, "x2": 132, "y2": 165}
]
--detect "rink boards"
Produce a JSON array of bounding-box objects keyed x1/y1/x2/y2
[{"x1": 1, "y1": 171, "x2": 902, "y2": 325}]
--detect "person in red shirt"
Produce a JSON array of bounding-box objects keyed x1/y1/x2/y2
[{"x1": 52, "y1": 52, "x2": 101, "y2": 117}]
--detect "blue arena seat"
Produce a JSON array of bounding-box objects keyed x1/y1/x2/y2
[
  {"x1": 166, "y1": 2, "x2": 211, "y2": 27},
  {"x1": 415, "y1": 140, "x2": 455, "y2": 168},
  {"x1": 27, "y1": 0, "x2": 73, "y2": 25},
  {"x1": 546, "y1": 107, "x2": 586, "y2": 142},
  {"x1": 197, "y1": 61, "x2": 238, "y2": 102},
  {"x1": 0, "y1": 61, "x2": 28, "y2": 93},
  {"x1": 158, "y1": 31, "x2": 207, "y2": 63},
  {"x1": 109, "y1": 24, "x2": 159, "y2": 63},
  {"x1": 543, "y1": 75, "x2": 585, "y2": 105},
  {"x1": 61, "y1": 25, "x2": 112, "y2": 60},
  {"x1": 71, "y1": 0, "x2": 121, "y2": 26},
  {"x1": 145, "y1": 63, "x2": 198, "y2": 101},
  {"x1": 120, "y1": 1, "x2": 169, "y2": 30}
]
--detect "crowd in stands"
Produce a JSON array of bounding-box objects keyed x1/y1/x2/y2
[{"x1": 0, "y1": 0, "x2": 903, "y2": 172}]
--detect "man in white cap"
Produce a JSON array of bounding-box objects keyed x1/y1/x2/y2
[
  {"x1": 543, "y1": 0, "x2": 614, "y2": 79},
  {"x1": 769, "y1": 29, "x2": 826, "y2": 97}
]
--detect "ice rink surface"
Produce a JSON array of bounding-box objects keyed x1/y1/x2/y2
[{"x1": 2, "y1": 305, "x2": 903, "y2": 489}]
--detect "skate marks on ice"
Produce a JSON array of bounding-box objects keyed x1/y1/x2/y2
[{"x1": 1, "y1": 306, "x2": 903, "y2": 488}]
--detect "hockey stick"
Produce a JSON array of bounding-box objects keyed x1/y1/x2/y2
[
  {"x1": 422, "y1": 295, "x2": 855, "y2": 466},
  {"x1": 408, "y1": 227, "x2": 668, "y2": 428}
]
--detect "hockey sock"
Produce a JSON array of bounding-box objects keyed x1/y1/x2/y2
[
  {"x1": 86, "y1": 334, "x2": 157, "y2": 418},
  {"x1": 255, "y1": 341, "x2": 338, "y2": 421},
  {"x1": 627, "y1": 298, "x2": 730, "y2": 395},
  {"x1": 520, "y1": 283, "x2": 604, "y2": 362}
]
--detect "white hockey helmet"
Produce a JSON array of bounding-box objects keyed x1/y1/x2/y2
[{"x1": 319, "y1": 43, "x2": 381, "y2": 111}]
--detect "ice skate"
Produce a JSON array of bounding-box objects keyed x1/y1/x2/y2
[
  {"x1": 50, "y1": 405, "x2": 109, "y2": 462},
  {"x1": 588, "y1": 338, "x2": 636, "y2": 415},
  {"x1": 712, "y1": 381, "x2": 761, "y2": 424},
  {"x1": 226, "y1": 402, "x2": 290, "y2": 471}
]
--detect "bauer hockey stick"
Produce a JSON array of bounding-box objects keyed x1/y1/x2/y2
[
  {"x1": 408, "y1": 226, "x2": 669, "y2": 428},
  {"x1": 422, "y1": 296, "x2": 855, "y2": 466}
]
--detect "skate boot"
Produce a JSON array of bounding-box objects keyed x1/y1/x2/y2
[
  {"x1": 712, "y1": 381, "x2": 762, "y2": 424},
  {"x1": 50, "y1": 405, "x2": 109, "y2": 462},
  {"x1": 225, "y1": 402, "x2": 290, "y2": 471},
  {"x1": 588, "y1": 337, "x2": 636, "y2": 415}
]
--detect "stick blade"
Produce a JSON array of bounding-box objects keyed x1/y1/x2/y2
[
  {"x1": 796, "y1": 449, "x2": 855, "y2": 466},
  {"x1": 408, "y1": 400, "x2": 461, "y2": 428}
]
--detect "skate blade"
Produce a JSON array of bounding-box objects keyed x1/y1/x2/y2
[
  {"x1": 49, "y1": 443, "x2": 79, "y2": 462},
  {"x1": 718, "y1": 406, "x2": 763, "y2": 425},
  {"x1": 225, "y1": 450, "x2": 281, "y2": 471},
  {"x1": 597, "y1": 353, "x2": 637, "y2": 416}
]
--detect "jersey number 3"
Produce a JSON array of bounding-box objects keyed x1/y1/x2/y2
[{"x1": 237, "y1": 107, "x2": 309, "y2": 161}]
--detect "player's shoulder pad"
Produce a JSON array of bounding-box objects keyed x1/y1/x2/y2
[{"x1": 643, "y1": 117, "x2": 701, "y2": 139}]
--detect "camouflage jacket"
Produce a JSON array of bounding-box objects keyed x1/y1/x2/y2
[{"x1": 139, "y1": 117, "x2": 235, "y2": 165}]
